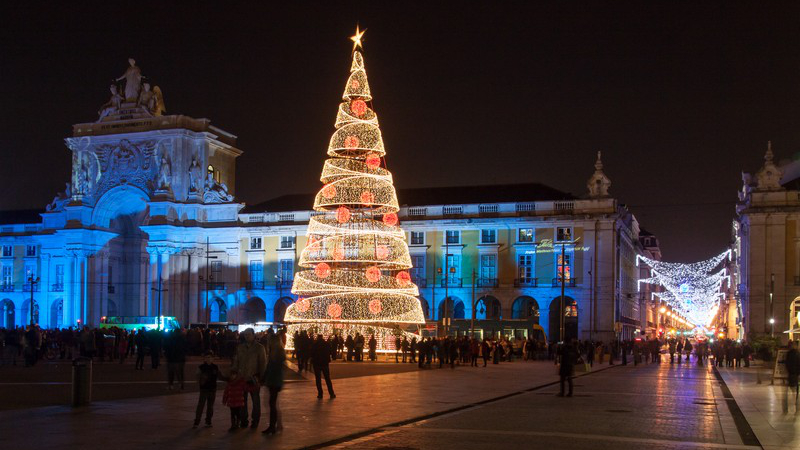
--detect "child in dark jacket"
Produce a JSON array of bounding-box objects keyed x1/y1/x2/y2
[
  {"x1": 222, "y1": 369, "x2": 247, "y2": 431},
  {"x1": 193, "y1": 352, "x2": 219, "y2": 428}
]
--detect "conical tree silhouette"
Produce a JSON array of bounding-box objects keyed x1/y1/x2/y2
[{"x1": 284, "y1": 31, "x2": 425, "y2": 350}]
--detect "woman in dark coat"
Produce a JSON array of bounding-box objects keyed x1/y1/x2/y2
[{"x1": 262, "y1": 334, "x2": 285, "y2": 435}]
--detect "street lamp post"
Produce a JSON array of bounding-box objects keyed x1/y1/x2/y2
[
  {"x1": 203, "y1": 237, "x2": 218, "y2": 327},
  {"x1": 27, "y1": 275, "x2": 39, "y2": 326},
  {"x1": 151, "y1": 278, "x2": 168, "y2": 330}
]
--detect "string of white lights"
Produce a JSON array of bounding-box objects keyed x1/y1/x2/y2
[
  {"x1": 637, "y1": 250, "x2": 730, "y2": 329},
  {"x1": 284, "y1": 35, "x2": 425, "y2": 351}
]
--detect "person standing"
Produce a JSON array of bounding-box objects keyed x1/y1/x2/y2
[
  {"x1": 312, "y1": 334, "x2": 335, "y2": 399},
  {"x1": 558, "y1": 339, "x2": 578, "y2": 397},
  {"x1": 222, "y1": 369, "x2": 247, "y2": 431},
  {"x1": 784, "y1": 341, "x2": 800, "y2": 413},
  {"x1": 410, "y1": 337, "x2": 418, "y2": 363},
  {"x1": 368, "y1": 335, "x2": 377, "y2": 362},
  {"x1": 165, "y1": 329, "x2": 188, "y2": 390},
  {"x1": 262, "y1": 334, "x2": 285, "y2": 435},
  {"x1": 676, "y1": 339, "x2": 684, "y2": 365},
  {"x1": 401, "y1": 337, "x2": 409, "y2": 363},
  {"x1": 194, "y1": 352, "x2": 219, "y2": 428},
  {"x1": 394, "y1": 336, "x2": 402, "y2": 363},
  {"x1": 231, "y1": 328, "x2": 266, "y2": 429},
  {"x1": 134, "y1": 328, "x2": 146, "y2": 370},
  {"x1": 481, "y1": 339, "x2": 491, "y2": 367}
]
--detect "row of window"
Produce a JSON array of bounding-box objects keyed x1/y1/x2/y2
[
  {"x1": 408, "y1": 253, "x2": 572, "y2": 285},
  {"x1": 409, "y1": 227, "x2": 573, "y2": 246},
  {"x1": 2, "y1": 245, "x2": 37, "y2": 257},
  {"x1": 247, "y1": 260, "x2": 293, "y2": 283},
  {"x1": 249, "y1": 236, "x2": 295, "y2": 251}
]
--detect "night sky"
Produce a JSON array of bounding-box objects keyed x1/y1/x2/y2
[{"x1": 0, "y1": 2, "x2": 798, "y2": 262}]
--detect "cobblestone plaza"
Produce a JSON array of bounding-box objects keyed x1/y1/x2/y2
[{"x1": 1, "y1": 358, "x2": 796, "y2": 449}]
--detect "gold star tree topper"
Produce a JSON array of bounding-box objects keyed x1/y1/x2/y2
[{"x1": 350, "y1": 25, "x2": 366, "y2": 51}]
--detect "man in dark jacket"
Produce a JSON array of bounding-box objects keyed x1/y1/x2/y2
[
  {"x1": 784, "y1": 341, "x2": 800, "y2": 413},
  {"x1": 164, "y1": 329, "x2": 188, "y2": 390},
  {"x1": 312, "y1": 334, "x2": 336, "y2": 399},
  {"x1": 558, "y1": 339, "x2": 578, "y2": 397}
]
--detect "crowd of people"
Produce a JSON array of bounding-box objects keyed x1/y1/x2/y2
[{"x1": 4, "y1": 323, "x2": 798, "y2": 430}]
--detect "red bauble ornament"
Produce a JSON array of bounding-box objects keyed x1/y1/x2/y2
[
  {"x1": 351, "y1": 99, "x2": 368, "y2": 117},
  {"x1": 344, "y1": 135, "x2": 360, "y2": 149},
  {"x1": 322, "y1": 184, "x2": 337, "y2": 199},
  {"x1": 336, "y1": 206, "x2": 351, "y2": 223},
  {"x1": 327, "y1": 303, "x2": 342, "y2": 319},
  {"x1": 332, "y1": 246, "x2": 345, "y2": 261},
  {"x1": 382, "y1": 213, "x2": 398, "y2": 226},
  {"x1": 365, "y1": 266, "x2": 381, "y2": 283},
  {"x1": 360, "y1": 190, "x2": 375, "y2": 205},
  {"x1": 369, "y1": 299, "x2": 382, "y2": 315},
  {"x1": 376, "y1": 245, "x2": 390, "y2": 260},
  {"x1": 295, "y1": 298, "x2": 310, "y2": 313},
  {"x1": 315, "y1": 262, "x2": 331, "y2": 279},
  {"x1": 365, "y1": 153, "x2": 381, "y2": 170},
  {"x1": 350, "y1": 79, "x2": 360, "y2": 89},
  {"x1": 396, "y1": 271, "x2": 411, "y2": 285}
]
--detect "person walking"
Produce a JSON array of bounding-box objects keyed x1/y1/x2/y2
[
  {"x1": 193, "y1": 352, "x2": 219, "y2": 428},
  {"x1": 312, "y1": 334, "x2": 336, "y2": 399},
  {"x1": 262, "y1": 334, "x2": 285, "y2": 435},
  {"x1": 231, "y1": 328, "x2": 266, "y2": 429},
  {"x1": 558, "y1": 339, "x2": 578, "y2": 397}
]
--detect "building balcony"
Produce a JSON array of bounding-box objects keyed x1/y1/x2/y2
[
  {"x1": 206, "y1": 282, "x2": 226, "y2": 290},
  {"x1": 51, "y1": 284, "x2": 64, "y2": 292},
  {"x1": 1, "y1": 284, "x2": 13, "y2": 292},
  {"x1": 552, "y1": 278, "x2": 577, "y2": 287},
  {"x1": 514, "y1": 277, "x2": 538, "y2": 287},
  {"x1": 247, "y1": 281, "x2": 266, "y2": 290},
  {"x1": 412, "y1": 277, "x2": 427, "y2": 288},
  {"x1": 23, "y1": 283, "x2": 40, "y2": 292},
  {"x1": 441, "y1": 278, "x2": 462, "y2": 288},
  {"x1": 107, "y1": 285, "x2": 115, "y2": 294},
  {"x1": 477, "y1": 277, "x2": 498, "y2": 288},
  {"x1": 276, "y1": 279, "x2": 294, "y2": 289}
]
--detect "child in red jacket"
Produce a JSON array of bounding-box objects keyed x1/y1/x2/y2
[{"x1": 222, "y1": 369, "x2": 246, "y2": 431}]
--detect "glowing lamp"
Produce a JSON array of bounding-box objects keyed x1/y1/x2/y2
[
  {"x1": 396, "y1": 271, "x2": 411, "y2": 285},
  {"x1": 360, "y1": 190, "x2": 375, "y2": 205},
  {"x1": 659, "y1": 307, "x2": 667, "y2": 314},
  {"x1": 368, "y1": 298, "x2": 382, "y2": 314},
  {"x1": 382, "y1": 213, "x2": 398, "y2": 226},
  {"x1": 327, "y1": 303, "x2": 342, "y2": 319},
  {"x1": 336, "y1": 206, "x2": 351, "y2": 223},
  {"x1": 351, "y1": 99, "x2": 367, "y2": 117},
  {"x1": 376, "y1": 245, "x2": 390, "y2": 260},
  {"x1": 322, "y1": 184, "x2": 337, "y2": 199},
  {"x1": 296, "y1": 298, "x2": 310, "y2": 312},
  {"x1": 315, "y1": 262, "x2": 331, "y2": 279},
  {"x1": 769, "y1": 318, "x2": 775, "y2": 324},
  {"x1": 666, "y1": 312, "x2": 672, "y2": 317},
  {"x1": 365, "y1": 266, "x2": 381, "y2": 282},
  {"x1": 344, "y1": 135, "x2": 360, "y2": 149},
  {"x1": 365, "y1": 153, "x2": 381, "y2": 170}
]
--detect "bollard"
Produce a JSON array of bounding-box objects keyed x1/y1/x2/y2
[{"x1": 71, "y1": 357, "x2": 92, "y2": 407}]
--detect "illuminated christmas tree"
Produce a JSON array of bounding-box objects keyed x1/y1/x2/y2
[{"x1": 284, "y1": 27, "x2": 425, "y2": 350}]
